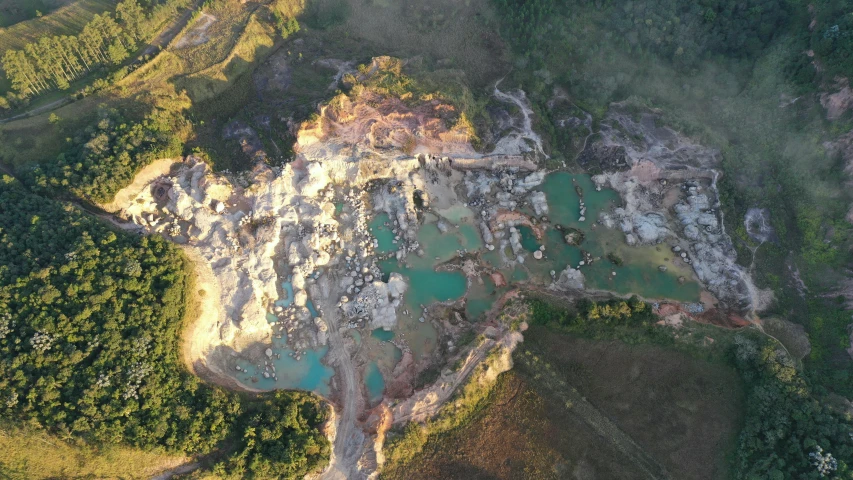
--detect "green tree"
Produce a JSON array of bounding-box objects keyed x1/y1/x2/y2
[{"x1": 116, "y1": 0, "x2": 146, "y2": 41}]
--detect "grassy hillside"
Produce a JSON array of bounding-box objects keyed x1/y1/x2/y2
[
  {"x1": 0, "y1": 0, "x2": 74, "y2": 28},
  {"x1": 382, "y1": 323, "x2": 745, "y2": 480},
  {"x1": 0, "y1": 420, "x2": 188, "y2": 479},
  {"x1": 0, "y1": 0, "x2": 288, "y2": 171},
  {"x1": 0, "y1": 0, "x2": 115, "y2": 52}
]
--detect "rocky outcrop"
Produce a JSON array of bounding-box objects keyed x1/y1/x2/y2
[
  {"x1": 820, "y1": 78, "x2": 853, "y2": 120},
  {"x1": 342, "y1": 273, "x2": 408, "y2": 331},
  {"x1": 529, "y1": 191, "x2": 549, "y2": 216},
  {"x1": 591, "y1": 107, "x2": 765, "y2": 314},
  {"x1": 551, "y1": 266, "x2": 585, "y2": 290}
]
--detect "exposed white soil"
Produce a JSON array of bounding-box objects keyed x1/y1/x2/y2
[
  {"x1": 174, "y1": 12, "x2": 217, "y2": 50},
  {"x1": 101, "y1": 158, "x2": 179, "y2": 213},
  {"x1": 107, "y1": 62, "x2": 769, "y2": 479},
  {"x1": 109, "y1": 66, "x2": 544, "y2": 479}
]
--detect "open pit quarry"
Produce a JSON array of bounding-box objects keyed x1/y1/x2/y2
[{"x1": 105, "y1": 59, "x2": 768, "y2": 479}]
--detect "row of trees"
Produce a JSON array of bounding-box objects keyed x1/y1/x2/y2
[
  {"x1": 530, "y1": 296, "x2": 655, "y2": 328},
  {"x1": 0, "y1": 176, "x2": 331, "y2": 473},
  {"x1": 2, "y1": 0, "x2": 148, "y2": 97}
]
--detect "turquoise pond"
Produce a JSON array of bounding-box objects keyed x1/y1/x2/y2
[
  {"x1": 377, "y1": 217, "x2": 480, "y2": 359},
  {"x1": 533, "y1": 173, "x2": 700, "y2": 301},
  {"x1": 371, "y1": 173, "x2": 700, "y2": 359},
  {"x1": 371, "y1": 328, "x2": 395, "y2": 341},
  {"x1": 274, "y1": 280, "x2": 295, "y2": 309},
  {"x1": 232, "y1": 172, "x2": 700, "y2": 398},
  {"x1": 369, "y1": 213, "x2": 396, "y2": 254},
  {"x1": 235, "y1": 319, "x2": 335, "y2": 396},
  {"x1": 365, "y1": 362, "x2": 385, "y2": 402},
  {"x1": 306, "y1": 300, "x2": 319, "y2": 318}
]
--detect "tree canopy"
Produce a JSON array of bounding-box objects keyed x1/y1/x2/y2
[
  {"x1": 0, "y1": 177, "x2": 330, "y2": 473},
  {"x1": 0, "y1": 175, "x2": 234, "y2": 451},
  {"x1": 494, "y1": 0, "x2": 793, "y2": 71},
  {"x1": 28, "y1": 107, "x2": 187, "y2": 204}
]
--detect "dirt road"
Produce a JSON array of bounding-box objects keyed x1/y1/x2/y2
[
  {"x1": 315, "y1": 280, "x2": 365, "y2": 480},
  {"x1": 493, "y1": 80, "x2": 548, "y2": 159}
]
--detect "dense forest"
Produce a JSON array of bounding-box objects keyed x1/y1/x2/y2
[
  {"x1": 0, "y1": 176, "x2": 329, "y2": 473},
  {"x1": 27, "y1": 107, "x2": 187, "y2": 203},
  {"x1": 0, "y1": 175, "x2": 232, "y2": 450},
  {"x1": 211, "y1": 390, "x2": 331, "y2": 479},
  {"x1": 809, "y1": 0, "x2": 853, "y2": 80},
  {"x1": 733, "y1": 334, "x2": 852, "y2": 479},
  {"x1": 494, "y1": 0, "x2": 793, "y2": 71}
]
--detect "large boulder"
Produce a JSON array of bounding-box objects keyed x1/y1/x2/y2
[
  {"x1": 552, "y1": 266, "x2": 585, "y2": 290},
  {"x1": 633, "y1": 213, "x2": 668, "y2": 243},
  {"x1": 529, "y1": 191, "x2": 549, "y2": 216}
]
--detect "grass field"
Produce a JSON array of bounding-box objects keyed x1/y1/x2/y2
[
  {"x1": 0, "y1": 420, "x2": 188, "y2": 479},
  {"x1": 0, "y1": 0, "x2": 72, "y2": 28},
  {"x1": 383, "y1": 326, "x2": 745, "y2": 480},
  {"x1": 0, "y1": 0, "x2": 115, "y2": 51}
]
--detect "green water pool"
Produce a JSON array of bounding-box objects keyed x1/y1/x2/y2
[
  {"x1": 234, "y1": 341, "x2": 334, "y2": 396},
  {"x1": 369, "y1": 213, "x2": 396, "y2": 254},
  {"x1": 365, "y1": 362, "x2": 385, "y2": 402},
  {"x1": 237, "y1": 172, "x2": 701, "y2": 399},
  {"x1": 371, "y1": 328, "x2": 395, "y2": 341}
]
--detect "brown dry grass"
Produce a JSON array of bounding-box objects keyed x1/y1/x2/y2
[
  {"x1": 382, "y1": 371, "x2": 653, "y2": 480},
  {"x1": 383, "y1": 327, "x2": 744, "y2": 480},
  {"x1": 524, "y1": 327, "x2": 745, "y2": 480}
]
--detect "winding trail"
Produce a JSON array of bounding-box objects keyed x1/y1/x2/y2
[{"x1": 493, "y1": 79, "x2": 548, "y2": 159}]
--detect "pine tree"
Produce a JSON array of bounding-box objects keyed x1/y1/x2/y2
[
  {"x1": 2, "y1": 49, "x2": 44, "y2": 96},
  {"x1": 81, "y1": 21, "x2": 110, "y2": 64},
  {"x1": 116, "y1": 0, "x2": 146, "y2": 42}
]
